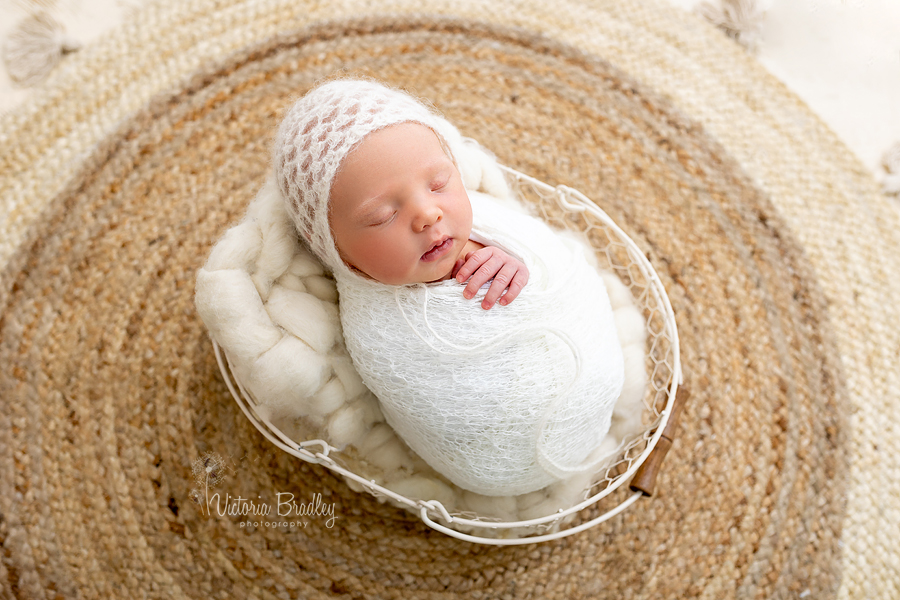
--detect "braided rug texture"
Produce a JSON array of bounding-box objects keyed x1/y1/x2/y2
[{"x1": 1, "y1": 0, "x2": 897, "y2": 598}]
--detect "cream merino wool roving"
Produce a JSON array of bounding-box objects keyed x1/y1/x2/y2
[{"x1": 273, "y1": 79, "x2": 626, "y2": 496}]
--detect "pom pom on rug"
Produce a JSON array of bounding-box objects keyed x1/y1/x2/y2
[
  {"x1": 3, "y1": 11, "x2": 80, "y2": 87},
  {"x1": 695, "y1": 0, "x2": 768, "y2": 52},
  {"x1": 881, "y1": 142, "x2": 900, "y2": 196}
]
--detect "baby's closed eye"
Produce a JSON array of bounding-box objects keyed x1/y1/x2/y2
[
  {"x1": 365, "y1": 210, "x2": 395, "y2": 227},
  {"x1": 430, "y1": 176, "x2": 449, "y2": 191}
]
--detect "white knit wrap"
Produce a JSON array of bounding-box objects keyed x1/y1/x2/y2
[{"x1": 337, "y1": 191, "x2": 625, "y2": 496}]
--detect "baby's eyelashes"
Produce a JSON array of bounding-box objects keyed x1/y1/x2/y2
[{"x1": 365, "y1": 211, "x2": 395, "y2": 227}]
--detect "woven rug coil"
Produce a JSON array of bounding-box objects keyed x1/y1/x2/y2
[{"x1": 2, "y1": 1, "x2": 899, "y2": 598}]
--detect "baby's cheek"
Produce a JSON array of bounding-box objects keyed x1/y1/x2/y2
[{"x1": 366, "y1": 242, "x2": 413, "y2": 284}]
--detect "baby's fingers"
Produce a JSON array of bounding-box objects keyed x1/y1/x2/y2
[
  {"x1": 482, "y1": 263, "x2": 524, "y2": 309},
  {"x1": 463, "y1": 254, "x2": 504, "y2": 300},
  {"x1": 497, "y1": 268, "x2": 528, "y2": 307},
  {"x1": 454, "y1": 249, "x2": 487, "y2": 284}
]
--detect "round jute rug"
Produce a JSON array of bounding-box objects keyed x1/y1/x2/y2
[{"x1": 2, "y1": 1, "x2": 898, "y2": 599}]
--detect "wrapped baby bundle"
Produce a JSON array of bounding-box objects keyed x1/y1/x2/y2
[
  {"x1": 267, "y1": 78, "x2": 627, "y2": 497},
  {"x1": 337, "y1": 190, "x2": 624, "y2": 495}
]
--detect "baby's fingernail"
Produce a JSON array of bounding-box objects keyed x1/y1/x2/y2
[
  {"x1": 499, "y1": 299, "x2": 507, "y2": 306},
  {"x1": 463, "y1": 291, "x2": 472, "y2": 299}
]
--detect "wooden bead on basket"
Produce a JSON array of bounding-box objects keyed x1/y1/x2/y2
[{"x1": 629, "y1": 385, "x2": 691, "y2": 497}]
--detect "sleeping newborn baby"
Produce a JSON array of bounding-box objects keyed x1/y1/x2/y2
[{"x1": 274, "y1": 79, "x2": 624, "y2": 496}]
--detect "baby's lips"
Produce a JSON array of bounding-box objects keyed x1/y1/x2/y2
[
  {"x1": 429, "y1": 235, "x2": 449, "y2": 250},
  {"x1": 420, "y1": 236, "x2": 452, "y2": 262}
]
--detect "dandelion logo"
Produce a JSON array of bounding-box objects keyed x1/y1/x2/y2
[
  {"x1": 189, "y1": 451, "x2": 228, "y2": 515},
  {"x1": 188, "y1": 451, "x2": 338, "y2": 527}
]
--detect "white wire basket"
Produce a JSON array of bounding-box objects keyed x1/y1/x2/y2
[{"x1": 213, "y1": 164, "x2": 684, "y2": 545}]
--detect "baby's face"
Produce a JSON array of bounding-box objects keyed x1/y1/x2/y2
[{"x1": 330, "y1": 122, "x2": 473, "y2": 285}]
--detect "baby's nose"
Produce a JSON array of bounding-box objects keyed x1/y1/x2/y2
[{"x1": 413, "y1": 202, "x2": 442, "y2": 231}]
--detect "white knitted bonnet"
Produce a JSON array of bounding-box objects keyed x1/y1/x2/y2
[{"x1": 273, "y1": 79, "x2": 459, "y2": 275}]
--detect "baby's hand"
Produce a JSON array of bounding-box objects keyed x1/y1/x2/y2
[{"x1": 452, "y1": 246, "x2": 529, "y2": 310}]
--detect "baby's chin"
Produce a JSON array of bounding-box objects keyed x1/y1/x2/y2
[{"x1": 424, "y1": 270, "x2": 455, "y2": 284}]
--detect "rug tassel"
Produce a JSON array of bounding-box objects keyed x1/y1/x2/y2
[
  {"x1": 882, "y1": 142, "x2": 900, "y2": 196},
  {"x1": 3, "y1": 11, "x2": 81, "y2": 87},
  {"x1": 696, "y1": 0, "x2": 766, "y2": 52}
]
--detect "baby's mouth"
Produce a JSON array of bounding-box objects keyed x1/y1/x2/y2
[{"x1": 421, "y1": 237, "x2": 453, "y2": 262}]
